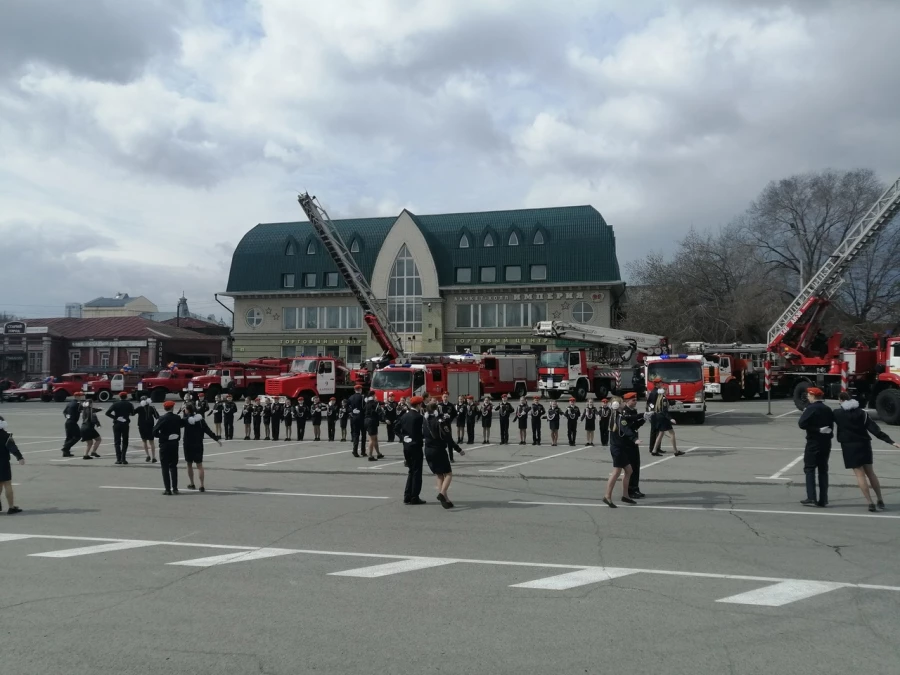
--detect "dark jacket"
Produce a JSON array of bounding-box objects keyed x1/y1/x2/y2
[
  {"x1": 423, "y1": 415, "x2": 445, "y2": 450},
  {"x1": 106, "y1": 400, "x2": 135, "y2": 425},
  {"x1": 135, "y1": 404, "x2": 159, "y2": 427},
  {"x1": 611, "y1": 405, "x2": 645, "y2": 449},
  {"x1": 63, "y1": 400, "x2": 81, "y2": 424},
  {"x1": 798, "y1": 401, "x2": 834, "y2": 443},
  {"x1": 833, "y1": 401, "x2": 893, "y2": 448},
  {"x1": 1, "y1": 429, "x2": 23, "y2": 464},
  {"x1": 183, "y1": 416, "x2": 220, "y2": 450},
  {"x1": 399, "y1": 409, "x2": 424, "y2": 445},
  {"x1": 152, "y1": 412, "x2": 184, "y2": 444},
  {"x1": 346, "y1": 393, "x2": 365, "y2": 419}
]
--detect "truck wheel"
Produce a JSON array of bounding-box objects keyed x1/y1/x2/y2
[
  {"x1": 792, "y1": 381, "x2": 811, "y2": 411},
  {"x1": 548, "y1": 391, "x2": 561, "y2": 400},
  {"x1": 151, "y1": 388, "x2": 167, "y2": 403},
  {"x1": 741, "y1": 383, "x2": 758, "y2": 400},
  {"x1": 693, "y1": 411, "x2": 706, "y2": 424},
  {"x1": 513, "y1": 383, "x2": 526, "y2": 399},
  {"x1": 53, "y1": 389, "x2": 68, "y2": 402},
  {"x1": 574, "y1": 381, "x2": 589, "y2": 402},
  {"x1": 98, "y1": 390, "x2": 111, "y2": 402},
  {"x1": 207, "y1": 385, "x2": 222, "y2": 399},
  {"x1": 41, "y1": 394, "x2": 53, "y2": 403},
  {"x1": 875, "y1": 389, "x2": 900, "y2": 425},
  {"x1": 721, "y1": 380, "x2": 741, "y2": 402}
]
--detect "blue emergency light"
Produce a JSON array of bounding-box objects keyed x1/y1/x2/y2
[{"x1": 659, "y1": 354, "x2": 669, "y2": 359}]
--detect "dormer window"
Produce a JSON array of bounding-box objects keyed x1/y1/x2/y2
[
  {"x1": 508, "y1": 232, "x2": 519, "y2": 246},
  {"x1": 484, "y1": 233, "x2": 495, "y2": 247},
  {"x1": 350, "y1": 239, "x2": 360, "y2": 253},
  {"x1": 285, "y1": 241, "x2": 296, "y2": 255},
  {"x1": 459, "y1": 234, "x2": 470, "y2": 249},
  {"x1": 533, "y1": 230, "x2": 545, "y2": 245},
  {"x1": 307, "y1": 241, "x2": 316, "y2": 255}
]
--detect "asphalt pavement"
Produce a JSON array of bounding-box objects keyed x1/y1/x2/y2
[{"x1": 1, "y1": 396, "x2": 898, "y2": 675}]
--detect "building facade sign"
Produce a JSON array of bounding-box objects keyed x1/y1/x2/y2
[
  {"x1": 3, "y1": 321, "x2": 26, "y2": 334},
  {"x1": 452, "y1": 337, "x2": 549, "y2": 345},
  {"x1": 455, "y1": 291, "x2": 589, "y2": 302},
  {"x1": 26, "y1": 326, "x2": 49, "y2": 334},
  {"x1": 280, "y1": 337, "x2": 363, "y2": 345},
  {"x1": 71, "y1": 340, "x2": 148, "y2": 348}
]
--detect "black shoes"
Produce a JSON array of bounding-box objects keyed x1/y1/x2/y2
[
  {"x1": 877, "y1": 501, "x2": 886, "y2": 510},
  {"x1": 115, "y1": 461, "x2": 122, "y2": 465},
  {"x1": 621, "y1": 496, "x2": 637, "y2": 505},
  {"x1": 172, "y1": 489, "x2": 180, "y2": 495},
  {"x1": 187, "y1": 484, "x2": 196, "y2": 490},
  {"x1": 152, "y1": 458, "x2": 158, "y2": 463},
  {"x1": 90, "y1": 452, "x2": 100, "y2": 458},
  {"x1": 145, "y1": 456, "x2": 152, "y2": 463},
  {"x1": 603, "y1": 497, "x2": 617, "y2": 508},
  {"x1": 404, "y1": 498, "x2": 426, "y2": 505},
  {"x1": 868, "y1": 504, "x2": 877, "y2": 512},
  {"x1": 376, "y1": 453, "x2": 384, "y2": 459},
  {"x1": 163, "y1": 490, "x2": 172, "y2": 496},
  {"x1": 368, "y1": 456, "x2": 377, "y2": 462},
  {"x1": 800, "y1": 499, "x2": 824, "y2": 508},
  {"x1": 83, "y1": 455, "x2": 91, "y2": 460},
  {"x1": 630, "y1": 491, "x2": 646, "y2": 499},
  {"x1": 122, "y1": 460, "x2": 128, "y2": 465},
  {"x1": 7, "y1": 506, "x2": 22, "y2": 514},
  {"x1": 199, "y1": 487, "x2": 205, "y2": 493},
  {"x1": 62, "y1": 452, "x2": 74, "y2": 458},
  {"x1": 352, "y1": 452, "x2": 359, "y2": 457}
]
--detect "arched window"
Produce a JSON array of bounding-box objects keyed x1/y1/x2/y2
[
  {"x1": 484, "y1": 233, "x2": 495, "y2": 248},
  {"x1": 306, "y1": 240, "x2": 316, "y2": 255},
  {"x1": 508, "y1": 232, "x2": 519, "y2": 246},
  {"x1": 350, "y1": 238, "x2": 360, "y2": 253},
  {"x1": 387, "y1": 245, "x2": 422, "y2": 333},
  {"x1": 533, "y1": 230, "x2": 545, "y2": 245},
  {"x1": 459, "y1": 234, "x2": 470, "y2": 249},
  {"x1": 285, "y1": 240, "x2": 296, "y2": 256},
  {"x1": 572, "y1": 301, "x2": 593, "y2": 323}
]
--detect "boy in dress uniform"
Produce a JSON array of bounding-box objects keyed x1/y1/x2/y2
[
  {"x1": 798, "y1": 387, "x2": 834, "y2": 507},
  {"x1": 251, "y1": 399, "x2": 263, "y2": 440},
  {"x1": 547, "y1": 399, "x2": 561, "y2": 446},
  {"x1": 383, "y1": 394, "x2": 398, "y2": 442},
  {"x1": 598, "y1": 399, "x2": 612, "y2": 447},
  {"x1": 326, "y1": 397, "x2": 338, "y2": 441},
  {"x1": 338, "y1": 399, "x2": 349, "y2": 442},
  {"x1": 271, "y1": 397, "x2": 284, "y2": 441},
  {"x1": 346, "y1": 385, "x2": 365, "y2": 455},
  {"x1": 60, "y1": 391, "x2": 83, "y2": 457},
  {"x1": 294, "y1": 397, "x2": 309, "y2": 441},
  {"x1": 530, "y1": 395, "x2": 547, "y2": 446},
  {"x1": 282, "y1": 398, "x2": 294, "y2": 441},
  {"x1": 455, "y1": 395, "x2": 467, "y2": 443},
  {"x1": 622, "y1": 392, "x2": 647, "y2": 499},
  {"x1": 399, "y1": 397, "x2": 426, "y2": 505},
  {"x1": 496, "y1": 394, "x2": 514, "y2": 445},
  {"x1": 310, "y1": 396, "x2": 324, "y2": 441},
  {"x1": 465, "y1": 395, "x2": 480, "y2": 444},
  {"x1": 152, "y1": 400, "x2": 184, "y2": 495},
  {"x1": 564, "y1": 397, "x2": 580, "y2": 446},
  {"x1": 106, "y1": 391, "x2": 136, "y2": 465},
  {"x1": 222, "y1": 395, "x2": 237, "y2": 441}
]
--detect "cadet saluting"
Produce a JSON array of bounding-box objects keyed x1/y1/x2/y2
[{"x1": 797, "y1": 387, "x2": 834, "y2": 508}]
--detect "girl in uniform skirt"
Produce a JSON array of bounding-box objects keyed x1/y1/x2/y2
[
  {"x1": 480, "y1": 396, "x2": 493, "y2": 444},
  {"x1": 136, "y1": 397, "x2": 159, "y2": 462},
  {"x1": 603, "y1": 396, "x2": 635, "y2": 508},
  {"x1": 212, "y1": 395, "x2": 224, "y2": 437},
  {"x1": 80, "y1": 401, "x2": 103, "y2": 459},
  {"x1": 547, "y1": 399, "x2": 561, "y2": 446},
  {"x1": 516, "y1": 397, "x2": 529, "y2": 445},
  {"x1": 239, "y1": 401, "x2": 252, "y2": 440},
  {"x1": 283, "y1": 399, "x2": 295, "y2": 441},
  {"x1": 338, "y1": 399, "x2": 349, "y2": 441},
  {"x1": 455, "y1": 395, "x2": 467, "y2": 443},
  {"x1": 833, "y1": 392, "x2": 899, "y2": 511},
  {"x1": 423, "y1": 402, "x2": 461, "y2": 508},
  {"x1": 262, "y1": 399, "x2": 273, "y2": 440},
  {"x1": 650, "y1": 389, "x2": 681, "y2": 456},
  {"x1": 0, "y1": 416, "x2": 25, "y2": 514},
  {"x1": 581, "y1": 399, "x2": 597, "y2": 445}
]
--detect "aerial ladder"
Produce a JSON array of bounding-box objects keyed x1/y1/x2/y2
[
  {"x1": 767, "y1": 175, "x2": 900, "y2": 356},
  {"x1": 297, "y1": 193, "x2": 405, "y2": 363},
  {"x1": 533, "y1": 320, "x2": 668, "y2": 361}
]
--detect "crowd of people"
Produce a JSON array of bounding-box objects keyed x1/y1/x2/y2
[{"x1": 0, "y1": 377, "x2": 897, "y2": 514}]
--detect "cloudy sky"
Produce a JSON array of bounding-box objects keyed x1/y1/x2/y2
[{"x1": 2, "y1": 0, "x2": 899, "y2": 321}]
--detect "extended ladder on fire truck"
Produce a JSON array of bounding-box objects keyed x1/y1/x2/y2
[
  {"x1": 297, "y1": 193, "x2": 405, "y2": 362},
  {"x1": 684, "y1": 342, "x2": 768, "y2": 355},
  {"x1": 533, "y1": 321, "x2": 668, "y2": 360},
  {"x1": 767, "y1": 176, "x2": 900, "y2": 349}
]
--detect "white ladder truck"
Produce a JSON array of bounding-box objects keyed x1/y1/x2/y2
[
  {"x1": 297, "y1": 192, "x2": 406, "y2": 365},
  {"x1": 532, "y1": 320, "x2": 668, "y2": 400},
  {"x1": 763, "y1": 175, "x2": 900, "y2": 421}
]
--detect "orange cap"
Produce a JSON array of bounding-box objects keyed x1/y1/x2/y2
[
  {"x1": 410, "y1": 396, "x2": 424, "y2": 405},
  {"x1": 623, "y1": 392, "x2": 637, "y2": 400},
  {"x1": 807, "y1": 387, "x2": 824, "y2": 397},
  {"x1": 163, "y1": 401, "x2": 175, "y2": 410}
]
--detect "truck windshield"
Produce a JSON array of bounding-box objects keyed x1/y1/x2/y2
[
  {"x1": 155, "y1": 371, "x2": 172, "y2": 379},
  {"x1": 371, "y1": 370, "x2": 412, "y2": 390},
  {"x1": 539, "y1": 352, "x2": 567, "y2": 368},
  {"x1": 289, "y1": 359, "x2": 318, "y2": 374},
  {"x1": 205, "y1": 369, "x2": 220, "y2": 376},
  {"x1": 647, "y1": 362, "x2": 702, "y2": 383}
]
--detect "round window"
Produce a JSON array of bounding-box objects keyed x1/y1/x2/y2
[
  {"x1": 572, "y1": 301, "x2": 593, "y2": 323},
  {"x1": 245, "y1": 308, "x2": 263, "y2": 328}
]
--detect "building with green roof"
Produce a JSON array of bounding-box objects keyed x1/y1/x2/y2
[{"x1": 223, "y1": 205, "x2": 624, "y2": 364}]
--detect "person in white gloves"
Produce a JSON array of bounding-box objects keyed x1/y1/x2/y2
[
  {"x1": 106, "y1": 392, "x2": 136, "y2": 465},
  {"x1": 0, "y1": 416, "x2": 25, "y2": 514},
  {"x1": 181, "y1": 404, "x2": 222, "y2": 493}
]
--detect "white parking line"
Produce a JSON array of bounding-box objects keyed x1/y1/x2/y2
[
  {"x1": 358, "y1": 460, "x2": 406, "y2": 470},
  {"x1": 98, "y1": 486, "x2": 389, "y2": 499},
  {"x1": 30, "y1": 541, "x2": 157, "y2": 558},
  {"x1": 642, "y1": 446, "x2": 699, "y2": 470},
  {"x1": 776, "y1": 409, "x2": 800, "y2": 418},
  {"x1": 247, "y1": 449, "x2": 348, "y2": 466},
  {"x1": 330, "y1": 558, "x2": 456, "y2": 578},
  {"x1": 705, "y1": 409, "x2": 736, "y2": 417},
  {"x1": 479, "y1": 446, "x2": 589, "y2": 473},
  {"x1": 717, "y1": 580, "x2": 845, "y2": 606},
  {"x1": 169, "y1": 548, "x2": 298, "y2": 567},
  {"x1": 760, "y1": 454, "x2": 805, "y2": 481},
  {"x1": 508, "y1": 500, "x2": 900, "y2": 520},
  {"x1": 204, "y1": 441, "x2": 310, "y2": 458}
]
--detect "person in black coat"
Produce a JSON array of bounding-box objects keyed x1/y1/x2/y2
[
  {"x1": 310, "y1": 396, "x2": 324, "y2": 441},
  {"x1": 649, "y1": 387, "x2": 681, "y2": 457},
  {"x1": 495, "y1": 394, "x2": 513, "y2": 445},
  {"x1": 399, "y1": 396, "x2": 426, "y2": 505},
  {"x1": 251, "y1": 400, "x2": 263, "y2": 440},
  {"x1": 60, "y1": 391, "x2": 84, "y2": 457},
  {"x1": 152, "y1": 400, "x2": 184, "y2": 495},
  {"x1": 364, "y1": 395, "x2": 382, "y2": 460},
  {"x1": 530, "y1": 396, "x2": 546, "y2": 446},
  {"x1": 464, "y1": 396, "x2": 479, "y2": 444},
  {"x1": 598, "y1": 399, "x2": 612, "y2": 447},
  {"x1": 271, "y1": 398, "x2": 284, "y2": 441},
  {"x1": 564, "y1": 397, "x2": 580, "y2": 446},
  {"x1": 622, "y1": 393, "x2": 648, "y2": 499},
  {"x1": 239, "y1": 401, "x2": 252, "y2": 440},
  {"x1": 346, "y1": 386, "x2": 365, "y2": 455},
  {"x1": 106, "y1": 392, "x2": 136, "y2": 464},
  {"x1": 326, "y1": 397, "x2": 338, "y2": 441},
  {"x1": 0, "y1": 416, "x2": 25, "y2": 514},
  {"x1": 222, "y1": 395, "x2": 237, "y2": 441},
  {"x1": 423, "y1": 402, "x2": 460, "y2": 508},
  {"x1": 136, "y1": 396, "x2": 160, "y2": 462},
  {"x1": 182, "y1": 404, "x2": 222, "y2": 492},
  {"x1": 294, "y1": 397, "x2": 309, "y2": 441},
  {"x1": 338, "y1": 399, "x2": 349, "y2": 442},
  {"x1": 480, "y1": 396, "x2": 493, "y2": 444},
  {"x1": 79, "y1": 401, "x2": 103, "y2": 459},
  {"x1": 797, "y1": 387, "x2": 834, "y2": 508},
  {"x1": 212, "y1": 395, "x2": 224, "y2": 437},
  {"x1": 547, "y1": 400, "x2": 561, "y2": 446},
  {"x1": 383, "y1": 394, "x2": 398, "y2": 442},
  {"x1": 603, "y1": 394, "x2": 642, "y2": 507},
  {"x1": 581, "y1": 399, "x2": 597, "y2": 446},
  {"x1": 646, "y1": 377, "x2": 664, "y2": 455},
  {"x1": 833, "y1": 392, "x2": 898, "y2": 511},
  {"x1": 515, "y1": 398, "x2": 529, "y2": 445}
]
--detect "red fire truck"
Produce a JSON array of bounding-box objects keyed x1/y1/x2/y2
[
  {"x1": 643, "y1": 354, "x2": 707, "y2": 423},
  {"x1": 369, "y1": 356, "x2": 481, "y2": 402},
  {"x1": 761, "y1": 175, "x2": 900, "y2": 424},
  {"x1": 533, "y1": 321, "x2": 668, "y2": 401},
  {"x1": 185, "y1": 360, "x2": 293, "y2": 399},
  {"x1": 136, "y1": 364, "x2": 208, "y2": 402},
  {"x1": 264, "y1": 356, "x2": 366, "y2": 400},
  {"x1": 41, "y1": 373, "x2": 102, "y2": 402},
  {"x1": 83, "y1": 372, "x2": 143, "y2": 401},
  {"x1": 478, "y1": 351, "x2": 537, "y2": 398}
]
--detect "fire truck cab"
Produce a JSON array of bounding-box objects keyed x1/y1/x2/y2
[
  {"x1": 644, "y1": 355, "x2": 706, "y2": 424},
  {"x1": 370, "y1": 357, "x2": 480, "y2": 402}
]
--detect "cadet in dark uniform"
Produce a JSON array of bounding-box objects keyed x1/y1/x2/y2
[
  {"x1": 346, "y1": 386, "x2": 365, "y2": 456},
  {"x1": 195, "y1": 393, "x2": 210, "y2": 418},
  {"x1": 564, "y1": 397, "x2": 580, "y2": 446},
  {"x1": 364, "y1": 394, "x2": 382, "y2": 460},
  {"x1": 239, "y1": 401, "x2": 252, "y2": 440},
  {"x1": 423, "y1": 402, "x2": 459, "y2": 508},
  {"x1": 0, "y1": 416, "x2": 25, "y2": 514},
  {"x1": 465, "y1": 395, "x2": 479, "y2": 444},
  {"x1": 106, "y1": 392, "x2": 136, "y2": 464},
  {"x1": 251, "y1": 399, "x2": 263, "y2": 440},
  {"x1": 598, "y1": 399, "x2": 611, "y2": 447},
  {"x1": 455, "y1": 395, "x2": 467, "y2": 443},
  {"x1": 400, "y1": 396, "x2": 426, "y2": 505},
  {"x1": 79, "y1": 401, "x2": 103, "y2": 459},
  {"x1": 338, "y1": 399, "x2": 349, "y2": 442},
  {"x1": 212, "y1": 395, "x2": 224, "y2": 437},
  {"x1": 222, "y1": 395, "x2": 237, "y2": 441},
  {"x1": 496, "y1": 394, "x2": 513, "y2": 445},
  {"x1": 271, "y1": 397, "x2": 284, "y2": 441},
  {"x1": 326, "y1": 397, "x2": 338, "y2": 441},
  {"x1": 646, "y1": 377, "x2": 664, "y2": 454},
  {"x1": 384, "y1": 394, "x2": 398, "y2": 442},
  {"x1": 294, "y1": 397, "x2": 309, "y2": 441},
  {"x1": 480, "y1": 396, "x2": 493, "y2": 444},
  {"x1": 310, "y1": 396, "x2": 324, "y2": 441},
  {"x1": 262, "y1": 399, "x2": 273, "y2": 440},
  {"x1": 581, "y1": 399, "x2": 597, "y2": 445},
  {"x1": 182, "y1": 404, "x2": 222, "y2": 492},
  {"x1": 603, "y1": 394, "x2": 641, "y2": 507},
  {"x1": 547, "y1": 399, "x2": 561, "y2": 446},
  {"x1": 622, "y1": 392, "x2": 647, "y2": 499},
  {"x1": 60, "y1": 391, "x2": 83, "y2": 457},
  {"x1": 798, "y1": 387, "x2": 834, "y2": 507},
  {"x1": 516, "y1": 398, "x2": 529, "y2": 445},
  {"x1": 530, "y1": 395, "x2": 546, "y2": 446},
  {"x1": 136, "y1": 396, "x2": 160, "y2": 462},
  {"x1": 152, "y1": 400, "x2": 184, "y2": 495},
  {"x1": 649, "y1": 387, "x2": 680, "y2": 456}
]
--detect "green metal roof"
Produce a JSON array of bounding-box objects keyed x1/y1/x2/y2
[{"x1": 226, "y1": 205, "x2": 620, "y2": 293}]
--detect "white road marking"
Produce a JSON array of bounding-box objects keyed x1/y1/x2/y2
[
  {"x1": 203, "y1": 441, "x2": 310, "y2": 458},
  {"x1": 169, "y1": 548, "x2": 298, "y2": 567},
  {"x1": 511, "y1": 567, "x2": 637, "y2": 590},
  {"x1": 641, "y1": 446, "x2": 699, "y2": 470},
  {"x1": 2, "y1": 531, "x2": 899, "y2": 606},
  {"x1": 776, "y1": 409, "x2": 800, "y2": 418},
  {"x1": 98, "y1": 486, "x2": 389, "y2": 500},
  {"x1": 247, "y1": 449, "x2": 349, "y2": 466},
  {"x1": 479, "y1": 446, "x2": 589, "y2": 473},
  {"x1": 508, "y1": 501, "x2": 900, "y2": 520},
  {"x1": 358, "y1": 460, "x2": 406, "y2": 470},
  {"x1": 717, "y1": 580, "x2": 844, "y2": 606},
  {"x1": 705, "y1": 409, "x2": 736, "y2": 417},
  {"x1": 763, "y1": 454, "x2": 805, "y2": 480},
  {"x1": 30, "y1": 540, "x2": 158, "y2": 558},
  {"x1": 10, "y1": 439, "x2": 65, "y2": 446},
  {"x1": 330, "y1": 558, "x2": 456, "y2": 578}
]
